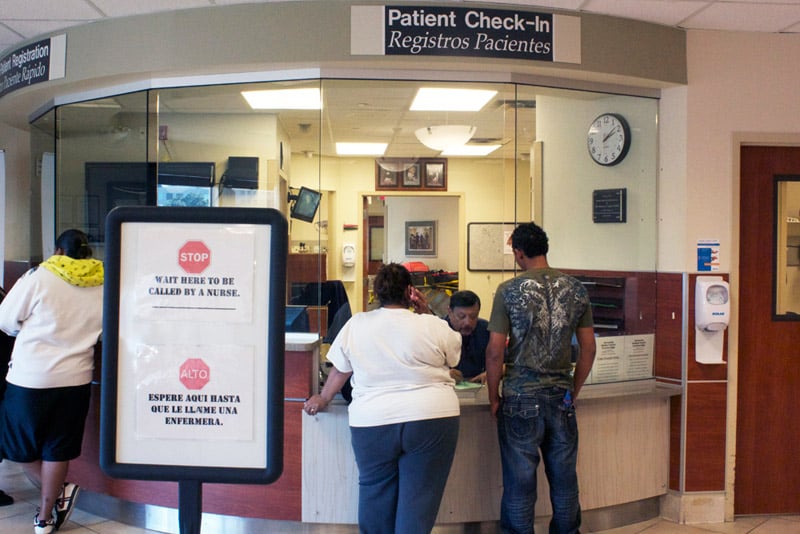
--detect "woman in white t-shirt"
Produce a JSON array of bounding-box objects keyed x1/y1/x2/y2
[{"x1": 304, "y1": 263, "x2": 461, "y2": 533}]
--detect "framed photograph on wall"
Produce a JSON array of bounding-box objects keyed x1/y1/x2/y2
[
  {"x1": 375, "y1": 158, "x2": 447, "y2": 191},
  {"x1": 403, "y1": 164, "x2": 422, "y2": 187},
  {"x1": 405, "y1": 220, "x2": 437, "y2": 257},
  {"x1": 424, "y1": 159, "x2": 447, "y2": 189},
  {"x1": 376, "y1": 166, "x2": 400, "y2": 189}
]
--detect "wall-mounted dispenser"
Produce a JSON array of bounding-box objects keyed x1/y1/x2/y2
[
  {"x1": 695, "y1": 276, "x2": 730, "y2": 364},
  {"x1": 342, "y1": 243, "x2": 356, "y2": 267}
]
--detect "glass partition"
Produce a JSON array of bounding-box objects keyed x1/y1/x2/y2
[
  {"x1": 45, "y1": 75, "x2": 659, "y2": 383},
  {"x1": 30, "y1": 108, "x2": 56, "y2": 262},
  {"x1": 56, "y1": 92, "x2": 149, "y2": 261}
]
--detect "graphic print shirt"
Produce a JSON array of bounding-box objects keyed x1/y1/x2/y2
[{"x1": 488, "y1": 268, "x2": 592, "y2": 395}]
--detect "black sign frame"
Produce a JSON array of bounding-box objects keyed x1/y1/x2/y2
[{"x1": 100, "y1": 206, "x2": 287, "y2": 484}]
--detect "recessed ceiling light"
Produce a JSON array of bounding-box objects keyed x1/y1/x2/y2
[
  {"x1": 441, "y1": 144, "x2": 501, "y2": 156},
  {"x1": 410, "y1": 88, "x2": 498, "y2": 112},
  {"x1": 336, "y1": 142, "x2": 387, "y2": 156},
  {"x1": 241, "y1": 88, "x2": 321, "y2": 110}
]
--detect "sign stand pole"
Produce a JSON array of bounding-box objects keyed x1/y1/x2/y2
[{"x1": 178, "y1": 479, "x2": 202, "y2": 534}]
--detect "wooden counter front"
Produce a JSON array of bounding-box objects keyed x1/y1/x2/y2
[{"x1": 69, "y1": 335, "x2": 321, "y2": 521}]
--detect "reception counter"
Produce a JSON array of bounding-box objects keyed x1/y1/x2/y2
[
  {"x1": 69, "y1": 333, "x2": 679, "y2": 531},
  {"x1": 302, "y1": 380, "x2": 679, "y2": 527}
]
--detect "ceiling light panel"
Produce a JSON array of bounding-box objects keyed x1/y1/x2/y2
[
  {"x1": 410, "y1": 88, "x2": 498, "y2": 112},
  {"x1": 442, "y1": 145, "x2": 501, "y2": 156},
  {"x1": 242, "y1": 88, "x2": 322, "y2": 110},
  {"x1": 336, "y1": 142, "x2": 388, "y2": 156}
]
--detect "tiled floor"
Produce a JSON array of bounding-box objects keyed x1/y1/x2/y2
[{"x1": 1, "y1": 460, "x2": 798, "y2": 533}]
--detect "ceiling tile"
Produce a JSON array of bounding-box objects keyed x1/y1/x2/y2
[
  {"x1": 91, "y1": 0, "x2": 212, "y2": 18},
  {"x1": 584, "y1": 0, "x2": 711, "y2": 27},
  {"x1": 4, "y1": 19, "x2": 90, "y2": 39},
  {"x1": 0, "y1": 0, "x2": 101, "y2": 19},
  {"x1": 682, "y1": 2, "x2": 800, "y2": 32}
]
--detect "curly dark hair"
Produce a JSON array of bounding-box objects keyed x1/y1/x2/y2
[
  {"x1": 374, "y1": 263, "x2": 412, "y2": 307},
  {"x1": 55, "y1": 229, "x2": 92, "y2": 259},
  {"x1": 510, "y1": 222, "x2": 549, "y2": 259}
]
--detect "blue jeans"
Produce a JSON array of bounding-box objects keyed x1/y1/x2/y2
[
  {"x1": 497, "y1": 388, "x2": 580, "y2": 534},
  {"x1": 350, "y1": 416, "x2": 459, "y2": 534}
]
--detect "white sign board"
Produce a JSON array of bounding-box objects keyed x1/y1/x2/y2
[{"x1": 101, "y1": 207, "x2": 286, "y2": 484}]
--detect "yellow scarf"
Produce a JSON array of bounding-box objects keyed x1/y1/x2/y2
[{"x1": 40, "y1": 255, "x2": 104, "y2": 287}]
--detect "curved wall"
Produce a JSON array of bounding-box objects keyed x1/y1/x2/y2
[{"x1": 0, "y1": 1, "x2": 684, "y2": 129}]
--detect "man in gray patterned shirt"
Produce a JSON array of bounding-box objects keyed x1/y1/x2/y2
[{"x1": 486, "y1": 222, "x2": 596, "y2": 534}]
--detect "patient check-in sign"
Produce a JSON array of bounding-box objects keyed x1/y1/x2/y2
[{"x1": 100, "y1": 207, "x2": 286, "y2": 484}]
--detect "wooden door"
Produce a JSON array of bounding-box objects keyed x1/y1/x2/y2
[{"x1": 736, "y1": 146, "x2": 800, "y2": 514}]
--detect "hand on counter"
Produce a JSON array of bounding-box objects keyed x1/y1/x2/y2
[
  {"x1": 304, "y1": 367, "x2": 353, "y2": 416},
  {"x1": 469, "y1": 371, "x2": 487, "y2": 385},
  {"x1": 303, "y1": 394, "x2": 328, "y2": 415}
]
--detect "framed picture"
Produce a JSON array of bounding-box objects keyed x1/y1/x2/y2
[
  {"x1": 376, "y1": 165, "x2": 400, "y2": 189},
  {"x1": 424, "y1": 159, "x2": 447, "y2": 189},
  {"x1": 375, "y1": 158, "x2": 448, "y2": 191},
  {"x1": 405, "y1": 220, "x2": 437, "y2": 257},
  {"x1": 403, "y1": 164, "x2": 422, "y2": 187}
]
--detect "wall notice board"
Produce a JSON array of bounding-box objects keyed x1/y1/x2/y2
[{"x1": 467, "y1": 222, "x2": 517, "y2": 271}]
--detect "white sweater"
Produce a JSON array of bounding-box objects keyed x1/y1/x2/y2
[{"x1": 0, "y1": 264, "x2": 103, "y2": 388}]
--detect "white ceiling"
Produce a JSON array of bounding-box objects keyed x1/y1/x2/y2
[{"x1": 3, "y1": 0, "x2": 800, "y2": 54}]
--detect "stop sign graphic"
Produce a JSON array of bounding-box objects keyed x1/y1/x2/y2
[
  {"x1": 180, "y1": 358, "x2": 210, "y2": 390},
  {"x1": 178, "y1": 241, "x2": 210, "y2": 273}
]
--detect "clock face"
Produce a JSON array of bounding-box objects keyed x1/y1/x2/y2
[{"x1": 587, "y1": 113, "x2": 631, "y2": 166}]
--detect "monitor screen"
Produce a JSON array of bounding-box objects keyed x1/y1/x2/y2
[
  {"x1": 285, "y1": 305, "x2": 310, "y2": 332},
  {"x1": 157, "y1": 184, "x2": 212, "y2": 207},
  {"x1": 157, "y1": 162, "x2": 215, "y2": 187},
  {"x1": 290, "y1": 187, "x2": 321, "y2": 223},
  {"x1": 223, "y1": 156, "x2": 259, "y2": 189}
]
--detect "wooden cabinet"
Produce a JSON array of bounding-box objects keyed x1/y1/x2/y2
[{"x1": 286, "y1": 253, "x2": 327, "y2": 298}]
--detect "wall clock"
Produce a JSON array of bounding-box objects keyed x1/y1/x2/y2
[{"x1": 587, "y1": 113, "x2": 631, "y2": 166}]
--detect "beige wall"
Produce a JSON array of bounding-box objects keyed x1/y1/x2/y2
[
  {"x1": 658, "y1": 29, "x2": 800, "y2": 519},
  {"x1": 681, "y1": 31, "x2": 800, "y2": 274},
  {"x1": 0, "y1": 122, "x2": 31, "y2": 262}
]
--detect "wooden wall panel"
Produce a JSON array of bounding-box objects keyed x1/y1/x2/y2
[
  {"x1": 668, "y1": 395, "x2": 682, "y2": 491},
  {"x1": 2, "y1": 260, "x2": 32, "y2": 290},
  {"x1": 71, "y1": 348, "x2": 314, "y2": 521},
  {"x1": 684, "y1": 382, "x2": 726, "y2": 491},
  {"x1": 655, "y1": 273, "x2": 683, "y2": 380},
  {"x1": 284, "y1": 349, "x2": 315, "y2": 399}
]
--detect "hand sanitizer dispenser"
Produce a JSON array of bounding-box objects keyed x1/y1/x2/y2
[
  {"x1": 342, "y1": 243, "x2": 356, "y2": 267},
  {"x1": 695, "y1": 276, "x2": 729, "y2": 364}
]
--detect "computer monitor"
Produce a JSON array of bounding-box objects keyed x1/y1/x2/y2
[
  {"x1": 285, "y1": 305, "x2": 310, "y2": 332},
  {"x1": 289, "y1": 187, "x2": 322, "y2": 223},
  {"x1": 156, "y1": 162, "x2": 214, "y2": 207},
  {"x1": 222, "y1": 156, "x2": 259, "y2": 189}
]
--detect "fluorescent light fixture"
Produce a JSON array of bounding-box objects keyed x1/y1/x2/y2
[
  {"x1": 336, "y1": 142, "x2": 388, "y2": 156},
  {"x1": 415, "y1": 125, "x2": 476, "y2": 151},
  {"x1": 410, "y1": 88, "x2": 498, "y2": 111},
  {"x1": 441, "y1": 144, "x2": 501, "y2": 156},
  {"x1": 241, "y1": 88, "x2": 321, "y2": 110}
]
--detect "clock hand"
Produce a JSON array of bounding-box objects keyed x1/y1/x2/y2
[{"x1": 602, "y1": 126, "x2": 618, "y2": 143}]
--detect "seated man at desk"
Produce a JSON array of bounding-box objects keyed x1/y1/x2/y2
[{"x1": 446, "y1": 290, "x2": 490, "y2": 383}]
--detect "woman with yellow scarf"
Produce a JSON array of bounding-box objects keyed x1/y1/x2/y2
[{"x1": 0, "y1": 229, "x2": 103, "y2": 534}]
